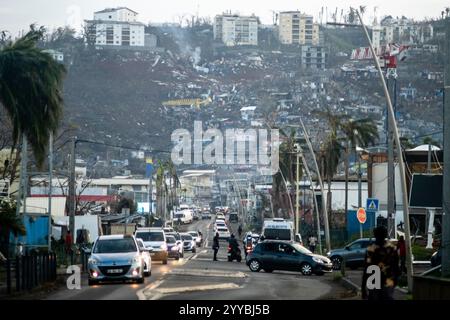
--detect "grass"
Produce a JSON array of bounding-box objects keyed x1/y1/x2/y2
[{"x1": 411, "y1": 245, "x2": 434, "y2": 261}]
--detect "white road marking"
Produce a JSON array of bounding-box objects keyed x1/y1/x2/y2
[
  {"x1": 136, "y1": 279, "x2": 165, "y2": 300},
  {"x1": 169, "y1": 268, "x2": 247, "y2": 278},
  {"x1": 156, "y1": 283, "x2": 240, "y2": 294}
]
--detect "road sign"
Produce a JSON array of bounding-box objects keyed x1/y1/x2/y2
[
  {"x1": 357, "y1": 208, "x2": 367, "y2": 224},
  {"x1": 366, "y1": 198, "x2": 379, "y2": 212}
]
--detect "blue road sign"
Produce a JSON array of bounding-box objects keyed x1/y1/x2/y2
[{"x1": 366, "y1": 198, "x2": 379, "y2": 212}]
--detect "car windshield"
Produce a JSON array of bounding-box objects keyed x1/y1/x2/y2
[
  {"x1": 93, "y1": 238, "x2": 137, "y2": 253},
  {"x1": 166, "y1": 236, "x2": 176, "y2": 244},
  {"x1": 175, "y1": 213, "x2": 184, "y2": 219},
  {"x1": 263, "y1": 228, "x2": 291, "y2": 240},
  {"x1": 135, "y1": 231, "x2": 164, "y2": 242},
  {"x1": 291, "y1": 243, "x2": 313, "y2": 255},
  {"x1": 181, "y1": 234, "x2": 192, "y2": 241},
  {"x1": 188, "y1": 232, "x2": 198, "y2": 236},
  {"x1": 167, "y1": 233, "x2": 181, "y2": 240}
]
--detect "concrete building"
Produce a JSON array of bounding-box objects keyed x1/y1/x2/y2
[
  {"x1": 300, "y1": 46, "x2": 326, "y2": 69},
  {"x1": 85, "y1": 7, "x2": 149, "y2": 48},
  {"x1": 278, "y1": 11, "x2": 319, "y2": 45},
  {"x1": 179, "y1": 170, "x2": 216, "y2": 201},
  {"x1": 213, "y1": 13, "x2": 259, "y2": 46}
]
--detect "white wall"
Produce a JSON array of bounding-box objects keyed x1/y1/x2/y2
[
  {"x1": 371, "y1": 163, "x2": 404, "y2": 208},
  {"x1": 322, "y1": 181, "x2": 368, "y2": 211},
  {"x1": 94, "y1": 8, "x2": 137, "y2": 22}
]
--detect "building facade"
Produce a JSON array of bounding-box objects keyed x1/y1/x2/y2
[
  {"x1": 213, "y1": 14, "x2": 259, "y2": 46},
  {"x1": 300, "y1": 46, "x2": 326, "y2": 70},
  {"x1": 86, "y1": 7, "x2": 146, "y2": 47},
  {"x1": 278, "y1": 11, "x2": 319, "y2": 45}
]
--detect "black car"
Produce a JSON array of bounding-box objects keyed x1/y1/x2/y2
[{"x1": 246, "y1": 240, "x2": 333, "y2": 276}]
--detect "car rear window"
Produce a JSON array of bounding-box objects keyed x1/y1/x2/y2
[
  {"x1": 218, "y1": 228, "x2": 228, "y2": 232},
  {"x1": 135, "y1": 231, "x2": 164, "y2": 242},
  {"x1": 166, "y1": 236, "x2": 176, "y2": 244}
]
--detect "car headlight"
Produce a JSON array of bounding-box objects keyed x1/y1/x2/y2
[
  {"x1": 171, "y1": 246, "x2": 178, "y2": 251},
  {"x1": 312, "y1": 256, "x2": 324, "y2": 264},
  {"x1": 160, "y1": 244, "x2": 167, "y2": 251},
  {"x1": 129, "y1": 256, "x2": 141, "y2": 265},
  {"x1": 88, "y1": 258, "x2": 98, "y2": 265}
]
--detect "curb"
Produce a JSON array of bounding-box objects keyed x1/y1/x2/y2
[{"x1": 342, "y1": 276, "x2": 409, "y2": 296}]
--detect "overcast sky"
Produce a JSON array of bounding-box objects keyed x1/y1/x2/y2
[{"x1": 1, "y1": 0, "x2": 448, "y2": 35}]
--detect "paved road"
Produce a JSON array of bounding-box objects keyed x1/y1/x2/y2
[{"x1": 45, "y1": 218, "x2": 337, "y2": 300}]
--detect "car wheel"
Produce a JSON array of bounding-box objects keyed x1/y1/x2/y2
[
  {"x1": 176, "y1": 255, "x2": 180, "y2": 261},
  {"x1": 249, "y1": 259, "x2": 261, "y2": 272},
  {"x1": 163, "y1": 259, "x2": 168, "y2": 265},
  {"x1": 300, "y1": 262, "x2": 313, "y2": 276},
  {"x1": 263, "y1": 269, "x2": 273, "y2": 273},
  {"x1": 192, "y1": 248, "x2": 196, "y2": 253},
  {"x1": 88, "y1": 279, "x2": 98, "y2": 286},
  {"x1": 331, "y1": 256, "x2": 343, "y2": 270},
  {"x1": 228, "y1": 256, "x2": 232, "y2": 262}
]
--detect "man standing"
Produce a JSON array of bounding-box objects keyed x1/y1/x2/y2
[
  {"x1": 212, "y1": 232, "x2": 220, "y2": 261},
  {"x1": 397, "y1": 235, "x2": 407, "y2": 274},
  {"x1": 361, "y1": 226, "x2": 400, "y2": 300},
  {"x1": 308, "y1": 234, "x2": 317, "y2": 253}
]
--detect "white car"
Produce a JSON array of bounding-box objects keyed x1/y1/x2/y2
[
  {"x1": 188, "y1": 231, "x2": 203, "y2": 247},
  {"x1": 216, "y1": 227, "x2": 231, "y2": 240},
  {"x1": 136, "y1": 238, "x2": 152, "y2": 276},
  {"x1": 214, "y1": 222, "x2": 226, "y2": 232},
  {"x1": 134, "y1": 228, "x2": 168, "y2": 264}
]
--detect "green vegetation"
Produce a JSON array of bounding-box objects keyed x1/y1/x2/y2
[{"x1": 412, "y1": 245, "x2": 435, "y2": 261}]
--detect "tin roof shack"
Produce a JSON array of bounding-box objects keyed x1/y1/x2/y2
[{"x1": 240, "y1": 106, "x2": 257, "y2": 121}]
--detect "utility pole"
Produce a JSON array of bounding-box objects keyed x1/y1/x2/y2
[
  {"x1": 295, "y1": 149, "x2": 301, "y2": 235},
  {"x1": 299, "y1": 119, "x2": 331, "y2": 252},
  {"x1": 48, "y1": 133, "x2": 53, "y2": 251},
  {"x1": 358, "y1": 150, "x2": 363, "y2": 238},
  {"x1": 68, "y1": 137, "x2": 76, "y2": 241},
  {"x1": 355, "y1": 8, "x2": 414, "y2": 292},
  {"x1": 442, "y1": 16, "x2": 450, "y2": 277},
  {"x1": 16, "y1": 136, "x2": 28, "y2": 218}
]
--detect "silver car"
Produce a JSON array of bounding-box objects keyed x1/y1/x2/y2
[
  {"x1": 88, "y1": 235, "x2": 145, "y2": 285},
  {"x1": 136, "y1": 238, "x2": 152, "y2": 276}
]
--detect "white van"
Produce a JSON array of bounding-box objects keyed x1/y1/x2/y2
[
  {"x1": 261, "y1": 218, "x2": 302, "y2": 244},
  {"x1": 174, "y1": 210, "x2": 193, "y2": 224}
]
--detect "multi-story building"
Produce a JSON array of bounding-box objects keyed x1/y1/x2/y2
[
  {"x1": 85, "y1": 7, "x2": 146, "y2": 47},
  {"x1": 278, "y1": 11, "x2": 320, "y2": 45},
  {"x1": 300, "y1": 46, "x2": 326, "y2": 70},
  {"x1": 213, "y1": 13, "x2": 259, "y2": 46}
]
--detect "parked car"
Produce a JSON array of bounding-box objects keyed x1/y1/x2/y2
[
  {"x1": 88, "y1": 235, "x2": 145, "y2": 285},
  {"x1": 326, "y1": 238, "x2": 375, "y2": 270},
  {"x1": 229, "y1": 212, "x2": 239, "y2": 223},
  {"x1": 165, "y1": 232, "x2": 184, "y2": 258},
  {"x1": 134, "y1": 228, "x2": 168, "y2": 265},
  {"x1": 165, "y1": 235, "x2": 181, "y2": 260},
  {"x1": 136, "y1": 238, "x2": 152, "y2": 276},
  {"x1": 180, "y1": 233, "x2": 196, "y2": 253},
  {"x1": 246, "y1": 240, "x2": 332, "y2": 276},
  {"x1": 188, "y1": 231, "x2": 203, "y2": 247}
]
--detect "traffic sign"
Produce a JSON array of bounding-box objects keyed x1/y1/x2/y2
[
  {"x1": 357, "y1": 208, "x2": 367, "y2": 224},
  {"x1": 366, "y1": 198, "x2": 379, "y2": 212}
]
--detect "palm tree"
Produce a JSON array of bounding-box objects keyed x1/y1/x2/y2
[
  {"x1": 272, "y1": 128, "x2": 302, "y2": 219},
  {"x1": 341, "y1": 119, "x2": 378, "y2": 226},
  {"x1": 0, "y1": 26, "x2": 66, "y2": 167}
]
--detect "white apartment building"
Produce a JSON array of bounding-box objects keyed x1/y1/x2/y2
[
  {"x1": 213, "y1": 14, "x2": 259, "y2": 46},
  {"x1": 86, "y1": 7, "x2": 146, "y2": 47},
  {"x1": 278, "y1": 11, "x2": 319, "y2": 45}
]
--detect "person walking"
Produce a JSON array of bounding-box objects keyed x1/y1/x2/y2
[
  {"x1": 65, "y1": 230, "x2": 73, "y2": 265},
  {"x1": 212, "y1": 232, "x2": 220, "y2": 261},
  {"x1": 397, "y1": 235, "x2": 407, "y2": 274},
  {"x1": 238, "y1": 225, "x2": 243, "y2": 237},
  {"x1": 361, "y1": 226, "x2": 400, "y2": 300}
]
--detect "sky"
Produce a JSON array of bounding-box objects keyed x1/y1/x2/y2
[{"x1": 0, "y1": 0, "x2": 448, "y2": 36}]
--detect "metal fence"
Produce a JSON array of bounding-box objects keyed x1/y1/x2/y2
[{"x1": 1, "y1": 253, "x2": 57, "y2": 294}]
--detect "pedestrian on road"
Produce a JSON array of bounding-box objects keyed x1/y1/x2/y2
[
  {"x1": 238, "y1": 225, "x2": 243, "y2": 237},
  {"x1": 361, "y1": 226, "x2": 400, "y2": 300},
  {"x1": 308, "y1": 234, "x2": 317, "y2": 253},
  {"x1": 212, "y1": 232, "x2": 220, "y2": 261},
  {"x1": 397, "y1": 235, "x2": 407, "y2": 274},
  {"x1": 65, "y1": 231, "x2": 73, "y2": 253}
]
